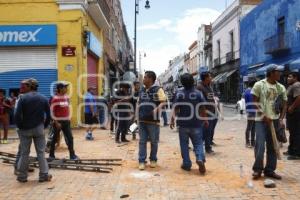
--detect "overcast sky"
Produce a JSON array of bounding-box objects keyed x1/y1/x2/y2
[{"x1": 121, "y1": 0, "x2": 235, "y2": 76}]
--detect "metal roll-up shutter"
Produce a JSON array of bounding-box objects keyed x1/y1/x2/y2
[
  {"x1": 87, "y1": 52, "x2": 99, "y2": 93},
  {"x1": 0, "y1": 47, "x2": 57, "y2": 98}
]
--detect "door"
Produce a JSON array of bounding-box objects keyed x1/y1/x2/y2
[{"x1": 87, "y1": 52, "x2": 99, "y2": 94}]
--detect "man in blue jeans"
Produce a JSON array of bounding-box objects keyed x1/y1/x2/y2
[
  {"x1": 170, "y1": 73, "x2": 208, "y2": 174},
  {"x1": 14, "y1": 78, "x2": 52, "y2": 183},
  {"x1": 197, "y1": 72, "x2": 218, "y2": 154},
  {"x1": 138, "y1": 71, "x2": 166, "y2": 170},
  {"x1": 251, "y1": 65, "x2": 287, "y2": 180}
]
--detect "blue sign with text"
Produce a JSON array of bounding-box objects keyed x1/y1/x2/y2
[
  {"x1": 0, "y1": 25, "x2": 57, "y2": 46},
  {"x1": 88, "y1": 32, "x2": 102, "y2": 58}
]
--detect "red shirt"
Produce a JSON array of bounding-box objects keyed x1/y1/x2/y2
[{"x1": 51, "y1": 95, "x2": 70, "y2": 119}]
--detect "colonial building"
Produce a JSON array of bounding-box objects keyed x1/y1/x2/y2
[
  {"x1": 186, "y1": 41, "x2": 199, "y2": 80},
  {"x1": 240, "y1": 0, "x2": 300, "y2": 91},
  {"x1": 102, "y1": 0, "x2": 133, "y2": 93},
  {"x1": 0, "y1": 0, "x2": 132, "y2": 126},
  {"x1": 211, "y1": 0, "x2": 261, "y2": 103},
  {"x1": 198, "y1": 24, "x2": 212, "y2": 72}
]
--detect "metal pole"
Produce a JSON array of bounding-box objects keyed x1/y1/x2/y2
[
  {"x1": 139, "y1": 51, "x2": 142, "y2": 74},
  {"x1": 134, "y1": 0, "x2": 138, "y2": 75}
]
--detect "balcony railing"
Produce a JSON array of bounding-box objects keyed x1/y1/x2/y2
[
  {"x1": 97, "y1": 0, "x2": 110, "y2": 23},
  {"x1": 226, "y1": 51, "x2": 235, "y2": 63},
  {"x1": 264, "y1": 32, "x2": 292, "y2": 55},
  {"x1": 214, "y1": 58, "x2": 221, "y2": 67}
]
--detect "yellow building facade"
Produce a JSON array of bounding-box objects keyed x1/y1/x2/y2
[{"x1": 0, "y1": 0, "x2": 106, "y2": 126}]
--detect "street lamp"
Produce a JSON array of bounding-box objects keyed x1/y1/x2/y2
[{"x1": 134, "y1": 0, "x2": 150, "y2": 75}]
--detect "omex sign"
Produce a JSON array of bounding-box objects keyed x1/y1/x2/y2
[{"x1": 0, "y1": 25, "x2": 57, "y2": 46}]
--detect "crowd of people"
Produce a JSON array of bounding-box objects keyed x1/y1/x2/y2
[{"x1": 0, "y1": 65, "x2": 299, "y2": 183}]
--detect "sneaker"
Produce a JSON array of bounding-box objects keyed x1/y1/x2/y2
[
  {"x1": 196, "y1": 160, "x2": 206, "y2": 175},
  {"x1": 85, "y1": 133, "x2": 94, "y2": 140},
  {"x1": 180, "y1": 165, "x2": 191, "y2": 171},
  {"x1": 150, "y1": 161, "x2": 157, "y2": 168},
  {"x1": 70, "y1": 155, "x2": 79, "y2": 160},
  {"x1": 39, "y1": 174, "x2": 52, "y2": 182},
  {"x1": 252, "y1": 171, "x2": 262, "y2": 180},
  {"x1": 206, "y1": 149, "x2": 215, "y2": 154},
  {"x1": 2, "y1": 140, "x2": 8, "y2": 144},
  {"x1": 264, "y1": 172, "x2": 282, "y2": 180},
  {"x1": 121, "y1": 139, "x2": 130, "y2": 143},
  {"x1": 47, "y1": 156, "x2": 56, "y2": 162},
  {"x1": 211, "y1": 141, "x2": 217, "y2": 146},
  {"x1": 16, "y1": 177, "x2": 28, "y2": 183},
  {"x1": 139, "y1": 163, "x2": 145, "y2": 170}
]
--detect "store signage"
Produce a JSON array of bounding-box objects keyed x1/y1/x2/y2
[
  {"x1": 0, "y1": 25, "x2": 57, "y2": 46},
  {"x1": 62, "y1": 46, "x2": 76, "y2": 56},
  {"x1": 87, "y1": 32, "x2": 102, "y2": 58}
]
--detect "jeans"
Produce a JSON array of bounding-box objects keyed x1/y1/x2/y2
[
  {"x1": 252, "y1": 120, "x2": 278, "y2": 174},
  {"x1": 116, "y1": 119, "x2": 129, "y2": 141},
  {"x1": 210, "y1": 118, "x2": 218, "y2": 144},
  {"x1": 110, "y1": 113, "x2": 115, "y2": 132},
  {"x1": 179, "y1": 127, "x2": 205, "y2": 168},
  {"x1": 245, "y1": 119, "x2": 255, "y2": 145},
  {"x1": 18, "y1": 124, "x2": 49, "y2": 180},
  {"x1": 99, "y1": 108, "x2": 105, "y2": 127},
  {"x1": 161, "y1": 111, "x2": 168, "y2": 125},
  {"x1": 15, "y1": 129, "x2": 21, "y2": 170},
  {"x1": 49, "y1": 120, "x2": 75, "y2": 158},
  {"x1": 138, "y1": 122, "x2": 160, "y2": 163},
  {"x1": 287, "y1": 112, "x2": 300, "y2": 156},
  {"x1": 203, "y1": 119, "x2": 217, "y2": 151}
]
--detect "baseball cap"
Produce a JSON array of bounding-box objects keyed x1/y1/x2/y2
[
  {"x1": 27, "y1": 78, "x2": 39, "y2": 88},
  {"x1": 266, "y1": 64, "x2": 283, "y2": 74},
  {"x1": 56, "y1": 81, "x2": 69, "y2": 89}
]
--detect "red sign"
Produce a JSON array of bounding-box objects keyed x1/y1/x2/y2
[{"x1": 62, "y1": 46, "x2": 76, "y2": 56}]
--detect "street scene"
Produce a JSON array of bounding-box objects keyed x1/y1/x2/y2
[
  {"x1": 0, "y1": 0, "x2": 300, "y2": 199},
  {"x1": 0, "y1": 107, "x2": 300, "y2": 200}
]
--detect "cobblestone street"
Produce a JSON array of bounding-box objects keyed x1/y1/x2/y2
[{"x1": 0, "y1": 108, "x2": 300, "y2": 200}]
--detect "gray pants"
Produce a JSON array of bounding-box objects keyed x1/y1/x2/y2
[{"x1": 18, "y1": 124, "x2": 49, "y2": 180}]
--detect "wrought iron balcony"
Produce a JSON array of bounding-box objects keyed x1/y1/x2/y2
[
  {"x1": 226, "y1": 51, "x2": 235, "y2": 63},
  {"x1": 214, "y1": 58, "x2": 221, "y2": 67},
  {"x1": 97, "y1": 0, "x2": 110, "y2": 23},
  {"x1": 264, "y1": 32, "x2": 292, "y2": 55}
]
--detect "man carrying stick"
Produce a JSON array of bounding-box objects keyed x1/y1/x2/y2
[{"x1": 251, "y1": 65, "x2": 287, "y2": 180}]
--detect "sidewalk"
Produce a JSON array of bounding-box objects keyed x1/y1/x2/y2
[{"x1": 0, "y1": 119, "x2": 300, "y2": 200}]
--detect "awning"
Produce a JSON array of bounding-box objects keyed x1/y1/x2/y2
[
  {"x1": 256, "y1": 64, "x2": 284, "y2": 76},
  {"x1": 288, "y1": 57, "x2": 300, "y2": 71},
  {"x1": 218, "y1": 72, "x2": 228, "y2": 83},
  {"x1": 212, "y1": 73, "x2": 225, "y2": 83},
  {"x1": 218, "y1": 69, "x2": 237, "y2": 84},
  {"x1": 225, "y1": 69, "x2": 237, "y2": 78}
]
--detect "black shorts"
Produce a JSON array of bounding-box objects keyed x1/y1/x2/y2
[{"x1": 85, "y1": 113, "x2": 99, "y2": 125}]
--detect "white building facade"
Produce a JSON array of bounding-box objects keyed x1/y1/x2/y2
[{"x1": 211, "y1": 0, "x2": 261, "y2": 102}]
